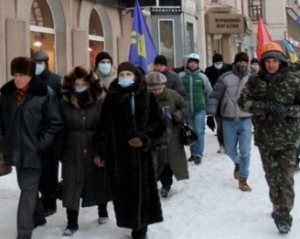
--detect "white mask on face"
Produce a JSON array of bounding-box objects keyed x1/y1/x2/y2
[
  {"x1": 250, "y1": 63, "x2": 260, "y2": 72},
  {"x1": 98, "y1": 63, "x2": 112, "y2": 75},
  {"x1": 35, "y1": 63, "x2": 45, "y2": 75},
  {"x1": 118, "y1": 77, "x2": 134, "y2": 88},
  {"x1": 214, "y1": 62, "x2": 223, "y2": 70},
  {"x1": 75, "y1": 86, "x2": 89, "y2": 93}
]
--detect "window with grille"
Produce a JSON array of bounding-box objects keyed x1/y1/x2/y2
[{"x1": 248, "y1": 0, "x2": 265, "y2": 21}]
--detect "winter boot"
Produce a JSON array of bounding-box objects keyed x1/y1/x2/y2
[
  {"x1": 62, "y1": 209, "x2": 79, "y2": 237},
  {"x1": 275, "y1": 220, "x2": 290, "y2": 234},
  {"x1": 131, "y1": 226, "x2": 148, "y2": 239},
  {"x1": 233, "y1": 164, "x2": 239, "y2": 180},
  {"x1": 238, "y1": 178, "x2": 251, "y2": 192},
  {"x1": 194, "y1": 156, "x2": 202, "y2": 165},
  {"x1": 160, "y1": 185, "x2": 171, "y2": 198},
  {"x1": 217, "y1": 146, "x2": 225, "y2": 154},
  {"x1": 98, "y1": 203, "x2": 109, "y2": 224},
  {"x1": 188, "y1": 155, "x2": 195, "y2": 162}
]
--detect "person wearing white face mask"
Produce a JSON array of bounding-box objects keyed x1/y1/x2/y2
[
  {"x1": 31, "y1": 51, "x2": 62, "y2": 219},
  {"x1": 249, "y1": 58, "x2": 261, "y2": 75},
  {"x1": 94, "y1": 51, "x2": 117, "y2": 92},
  {"x1": 204, "y1": 53, "x2": 232, "y2": 154},
  {"x1": 59, "y1": 66, "x2": 111, "y2": 237},
  {"x1": 93, "y1": 62, "x2": 166, "y2": 239}
]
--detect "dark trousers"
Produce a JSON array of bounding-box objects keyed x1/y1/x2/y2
[
  {"x1": 215, "y1": 116, "x2": 224, "y2": 147},
  {"x1": 159, "y1": 165, "x2": 173, "y2": 188},
  {"x1": 39, "y1": 147, "x2": 59, "y2": 211},
  {"x1": 16, "y1": 168, "x2": 44, "y2": 238}
]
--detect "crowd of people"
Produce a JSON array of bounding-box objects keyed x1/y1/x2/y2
[{"x1": 0, "y1": 40, "x2": 300, "y2": 239}]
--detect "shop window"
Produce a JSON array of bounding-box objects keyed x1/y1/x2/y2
[
  {"x1": 89, "y1": 9, "x2": 105, "y2": 68},
  {"x1": 158, "y1": 20, "x2": 175, "y2": 67},
  {"x1": 158, "y1": 0, "x2": 181, "y2": 6},
  {"x1": 248, "y1": 0, "x2": 265, "y2": 21},
  {"x1": 30, "y1": 0, "x2": 56, "y2": 71}
]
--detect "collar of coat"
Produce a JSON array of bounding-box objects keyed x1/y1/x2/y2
[{"x1": 0, "y1": 76, "x2": 48, "y2": 96}]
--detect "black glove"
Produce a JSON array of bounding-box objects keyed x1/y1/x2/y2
[
  {"x1": 172, "y1": 114, "x2": 180, "y2": 125},
  {"x1": 206, "y1": 116, "x2": 216, "y2": 132},
  {"x1": 268, "y1": 104, "x2": 289, "y2": 121}
]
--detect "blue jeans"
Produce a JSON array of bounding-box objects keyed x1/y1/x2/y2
[
  {"x1": 222, "y1": 118, "x2": 252, "y2": 179},
  {"x1": 189, "y1": 110, "x2": 206, "y2": 157}
]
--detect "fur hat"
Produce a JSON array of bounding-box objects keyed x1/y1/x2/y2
[
  {"x1": 117, "y1": 62, "x2": 140, "y2": 77},
  {"x1": 145, "y1": 71, "x2": 167, "y2": 89},
  {"x1": 11, "y1": 57, "x2": 36, "y2": 77},
  {"x1": 95, "y1": 52, "x2": 113, "y2": 67},
  {"x1": 234, "y1": 52, "x2": 249, "y2": 64},
  {"x1": 154, "y1": 55, "x2": 168, "y2": 66},
  {"x1": 212, "y1": 53, "x2": 223, "y2": 63}
]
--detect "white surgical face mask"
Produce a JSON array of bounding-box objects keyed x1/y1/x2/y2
[
  {"x1": 250, "y1": 63, "x2": 259, "y2": 72},
  {"x1": 35, "y1": 63, "x2": 45, "y2": 75},
  {"x1": 214, "y1": 62, "x2": 223, "y2": 70},
  {"x1": 118, "y1": 77, "x2": 134, "y2": 88},
  {"x1": 75, "y1": 86, "x2": 89, "y2": 93},
  {"x1": 98, "y1": 63, "x2": 111, "y2": 75}
]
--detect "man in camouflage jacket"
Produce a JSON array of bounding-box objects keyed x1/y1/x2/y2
[{"x1": 238, "y1": 42, "x2": 300, "y2": 234}]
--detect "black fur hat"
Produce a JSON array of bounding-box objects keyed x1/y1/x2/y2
[
  {"x1": 11, "y1": 57, "x2": 36, "y2": 77},
  {"x1": 95, "y1": 52, "x2": 113, "y2": 67}
]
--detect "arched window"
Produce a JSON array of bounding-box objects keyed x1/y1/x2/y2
[
  {"x1": 89, "y1": 9, "x2": 105, "y2": 68},
  {"x1": 30, "y1": 0, "x2": 56, "y2": 71}
]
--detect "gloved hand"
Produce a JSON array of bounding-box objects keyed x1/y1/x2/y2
[
  {"x1": 171, "y1": 114, "x2": 180, "y2": 125},
  {"x1": 268, "y1": 104, "x2": 289, "y2": 121},
  {"x1": 206, "y1": 116, "x2": 216, "y2": 132}
]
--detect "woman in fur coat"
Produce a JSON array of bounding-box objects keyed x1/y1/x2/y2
[
  {"x1": 93, "y1": 62, "x2": 166, "y2": 239},
  {"x1": 60, "y1": 66, "x2": 111, "y2": 237},
  {"x1": 145, "y1": 71, "x2": 189, "y2": 198}
]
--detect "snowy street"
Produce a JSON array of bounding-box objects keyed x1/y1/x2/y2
[{"x1": 1, "y1": 131, "x2": 299, "y2": 239}]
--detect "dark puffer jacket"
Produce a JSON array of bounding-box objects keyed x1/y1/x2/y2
[
  {"x1": 0, "y1": 77, "x2": 63, "y2": 168},
  {"x1": 39, "y1": 69, "x2": 62, "y2": 98},
  {"x1": 93, "y1": 78, "x2": 166, "y2": 229}
]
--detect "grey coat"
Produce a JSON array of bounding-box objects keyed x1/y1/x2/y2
[
  {"x1": 156, "y1": 88, "x2": 189, "y2": 180},
  {"x1": 207, "y1": 69, "x2": 253, "y2": 119}
]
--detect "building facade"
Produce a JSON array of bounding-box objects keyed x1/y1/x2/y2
[
  {"x1": 250, "y1": 0, "x2": 300, "y2": 59},
  {"x1": 203, "y1": 0, "x2": 254, "y2": 66},
  {"x1": 0, "y1": 0, "x2": 135, "y2": 84}
]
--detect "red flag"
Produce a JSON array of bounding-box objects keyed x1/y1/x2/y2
[{"x1": 256, "y1": 17, "x2": 272, "y2": 59}]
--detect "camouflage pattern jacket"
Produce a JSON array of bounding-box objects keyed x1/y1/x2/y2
[{"x1": 237, "y1": 69, "x2": 300, "y2": 150}]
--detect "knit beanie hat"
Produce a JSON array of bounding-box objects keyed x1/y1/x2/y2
[
  {"x1": 234, "y1": 52, "x2": 249, "y2": 64},
  {"x1": 145, "y1": 71, "x2": 167, "y2": 89},
  {"x1": 154, "y1": 55, "x2": 168, "y2": 66},
  {"x1": 250, "y1": 58, "x2": 259, "y2": 65},
  {"x1": 117, "y1": 62, "x2": 140, "y2": 77},
  {"x1": 212, "y1": 53, "x2": 223, "y2": 63},
  {"x1": 11, "y1": 56, "x2": 36, "y2": 77},
  {"x1": 95, "y1": 51, "x2": 113, "y2": 67}
]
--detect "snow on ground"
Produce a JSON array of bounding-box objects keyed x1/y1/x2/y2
[{"x1": 1, "y1": 130, "x2": 300, "y2": 239}]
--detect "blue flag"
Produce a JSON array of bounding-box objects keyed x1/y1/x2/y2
[
  {"x1": 297, "y1": 16, "x2": 300, "y2": 26},
  {"x1": 129, "y1": 0, "x2": 157, "y2": 73}
]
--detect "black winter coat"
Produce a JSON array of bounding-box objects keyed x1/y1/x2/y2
[
  {"x1": 39, "y1": 69, "x2": 62, "y2": 99},
  {"x1": 204, "y1": 64, "x2": 232, "y2": 88},
  {"x1": 60, "y1": 71, "x2": 111, "y2": 210},
  {"x1": 94, "y1": 78, "x2": 166, "y2": 229},
  {"x1": 0, "y1": 77, "x2": 63, "y2": 169}
]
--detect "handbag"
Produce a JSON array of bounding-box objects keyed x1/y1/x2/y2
[
  {"x1": 181, "y1": 122, "x2": 198, "y2": 146},
  {"x1": 0, "y1": 151, "x2": 12, "y2": 177}
]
